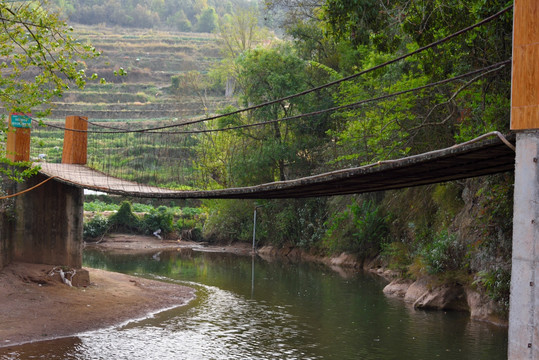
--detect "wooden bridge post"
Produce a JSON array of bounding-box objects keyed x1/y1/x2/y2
[
  {"x1": 62, "y1": 115, "x2": 88, "y2": 164},
  {"x1": 6, "y1": 113, "x2": 31, "y2": 162},
  {"x1": 509, "y1": 0, "x2": 539, "y2": 358}
]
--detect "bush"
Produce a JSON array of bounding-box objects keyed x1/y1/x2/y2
[
  {"x1": 83, "y1": 214, "x2": 109, "y2": 240},
  {"x1": 203, "y1": 199, "x2": 254, "y2": 243},
  {"x1": 175, "y1": 206, "x2": 205, "y2": 241},
  {"x1": 323, "y1": 200, "x2": 389, "y2": 256},
  {"x1": 142, "y1": 206, "x2": 174, "y2": 237},
  {"x1": 381, "y1": 241, "x2": 412, "y2": 275},
  {"x1": 181, "y1": 207, "x2": 203, "y2": 217},
  {"x1": 108, "y1": 201, "x2": 142, "y2": 233},
  {"x1": 177, "y1": 217, "x2": 197, "y2": 230},
  {"x1": 420, "y1": 230, "x2": 465, "y2": 274},
  {"x1": 474, "y1": 268, "x2": 511, "y2": 313}
]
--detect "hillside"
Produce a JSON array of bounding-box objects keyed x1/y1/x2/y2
[{"x1": 48, "y1": 25, "x2": 231, "y2": 121}]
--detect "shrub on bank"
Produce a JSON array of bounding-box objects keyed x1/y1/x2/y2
[
  {"x1": 142, "y1": 206, "x2": 174, "y2": 235},
  {"x1": 83, "y1": 200, "x2": 206, "y2": 241},
  {"x1": 323, "y1": 200, "x2": 389, "y2": 256},
  {"x1": 420, "y1": 230, "x2": 465, "y2": 275},
  {"x1": 83, "y1": 214, "x2": 109, "y2": 241},
  {"x1": 108, "y1": 201, "x2": 142, "y2": 233}
]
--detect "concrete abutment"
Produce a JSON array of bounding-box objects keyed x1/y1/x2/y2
[{"x1": 12, "y1": 173, "x2": 84, "y2": 269}]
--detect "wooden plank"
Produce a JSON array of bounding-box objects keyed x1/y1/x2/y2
[
  {"x1": 512, "y1": 0, "x2": 539, "y2": 46},
  {"x1": 511, "y1": 0, "x2": 539, "y2": 130}
]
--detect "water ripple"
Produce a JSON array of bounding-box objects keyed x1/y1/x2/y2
[{"x1": 73, "y1": 278, "x2": 321, "y2": 360}]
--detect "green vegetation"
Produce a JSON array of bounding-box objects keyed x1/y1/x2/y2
[
  {"x1": 323, "y1": 200, "x2": 389, "y2": 256},
  {"x1": 22, "y1": 0, "x2": 515, "y2": 313},
  {"x1": 83, "y1": 200, "x2": 205, "y2": 241},
  {"x1": 0, "y1": 0, "x2": 102, "y2": 181}
]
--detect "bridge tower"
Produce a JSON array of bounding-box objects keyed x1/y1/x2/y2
[
  {"x1": 6, "y1": 116, "x2": 87, "y2": 270},
  {"x1": 509, "y1": 0, "x2": 539, "y2": 358}
]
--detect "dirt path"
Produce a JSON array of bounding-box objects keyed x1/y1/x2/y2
[{"x1": 0, "y1": 262, "x2": 194, "y2": 347}]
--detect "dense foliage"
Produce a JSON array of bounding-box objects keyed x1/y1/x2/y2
[
  {"x1": 83, "y1": 200, "x2": 205, "y2": 241},
  {"x1": 195, "y1": 0, "x2": 513, "y2": 310}
]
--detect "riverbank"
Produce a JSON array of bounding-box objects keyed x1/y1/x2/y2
[
  {"x1": 85, "y1": 233, "x2": 254, "y2": 255},
  {"x1": 0, "y1": 262, "x2": 194, "y2": 348},
  {"x1": 87, "y1": 235, "x2": 507, "y2": 326},
  {"x1": 0, "y1": 233, "x2": 503, "y2": 349},
  {"x1": 256, "y1": 244, "x2": 508, "y2": 326}
]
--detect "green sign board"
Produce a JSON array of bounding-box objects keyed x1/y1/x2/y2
[{"x1": 11, "y1": 114, "x2": 32, "y2": 128}]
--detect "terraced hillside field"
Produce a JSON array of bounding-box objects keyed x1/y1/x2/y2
[{"x1": 49, "y1": 26, "x2": 231, "y2": 121}]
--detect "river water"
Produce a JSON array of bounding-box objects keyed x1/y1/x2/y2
[{"x1": 1, "y1": 248, "x2": 507, "y2": 359}]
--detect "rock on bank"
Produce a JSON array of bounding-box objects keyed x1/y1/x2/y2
[
  {"x1": 258, "y1": 245, "x2": 507, "y2": 326},
  {"x1": 383, "y1": 276, "x2": 507, "y2": 326}
]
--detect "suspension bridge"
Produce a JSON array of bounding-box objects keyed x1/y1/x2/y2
[
  {"x1": 35, "y1": 131, "x2": 515, "y2": 199},
  {"x1": 2, "y1": 1, "x2": 539, "y2": 358}
]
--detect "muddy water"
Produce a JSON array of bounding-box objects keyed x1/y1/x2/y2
[{"x1": 0, "y1": 248, "x2": 507, "y2": 359}]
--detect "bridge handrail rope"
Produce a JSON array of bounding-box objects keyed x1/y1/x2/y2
[
  {"x1": 0, "y1": 175, "x2": 57, "y2": 200},
  {"x1": 37, "y1": 60, "x2": 511, "y2": 135},
  {"x1": 31, "y1": 130, "x2": 514, "y2": 200},
  {"x1": 265, "y1": 131, "x2": 516, "y2": 184},
  {"x1": 34, "y1": 4, "x2": 513, "y2": 135}
]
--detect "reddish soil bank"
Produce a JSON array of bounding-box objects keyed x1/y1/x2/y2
[{"x1": 0, "y1": 262, "x2": 194, "y2": 347}]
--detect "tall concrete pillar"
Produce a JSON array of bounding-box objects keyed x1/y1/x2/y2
[
  {"x1": 12, "y1": 173, "x2": 84, "y2": 268},
  {"x1": 509, "y1": 0, "x2": 539, "y2": 358},
  {"x1": 509, "y1": 131, "x2": 539, "y2": 358}
]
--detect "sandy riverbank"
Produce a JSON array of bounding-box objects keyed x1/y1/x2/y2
[
  {"x1": 0, "y1": 262, "x2": 194, "y2": 348},
  {"x1": 0, "y1": 234, "x2": 253, "y2": 348}
]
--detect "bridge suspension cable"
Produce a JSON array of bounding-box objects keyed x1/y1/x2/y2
[
  {"x1": 38, "y1": 58, "x2": 511, "y2": 135},
  {"x1": 36, "y1": 4, "x2": 513, "y2": 135}
]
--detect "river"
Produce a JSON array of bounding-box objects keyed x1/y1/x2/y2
[{"x1": 0, "y1": 248, "x2": 507, "y2": 359}]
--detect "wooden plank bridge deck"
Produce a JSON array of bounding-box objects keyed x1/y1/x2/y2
[{"x1": 38, "y1": 133, "x2": 516, "y2": 199}]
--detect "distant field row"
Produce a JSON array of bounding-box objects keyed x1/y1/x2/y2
[
  {"x1": 74, "y1": 26, "x2": 215, "y2": 40},
  {"x1": 60, "y1": 91, "x2": 226, "y2": 104}
]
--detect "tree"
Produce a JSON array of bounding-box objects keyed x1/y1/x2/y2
[
  {"x1": 212, "y1": 7, "x2": 270, "y2": 97},
  {"x1": 0, "y1": 0, "x2": 100, "y2": 114},
  {"x1": 322, "y1": 0, "x2": 387, "y2": 46},
  {"x1": 195, "y1": 7, "x2": 218, "y2": 33},
  {"x1": 0, "y1": 0, "x2": 100, "y2": 180},
  {"x1": 168, "y1": 9, "x2": 192, "y2": 32},
  {"x1": 218, "y1": 7, "x2": 267, "y2": 59},
  {"x1": 264, "y1": 0, "x2": 324, "y2": 29}
]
